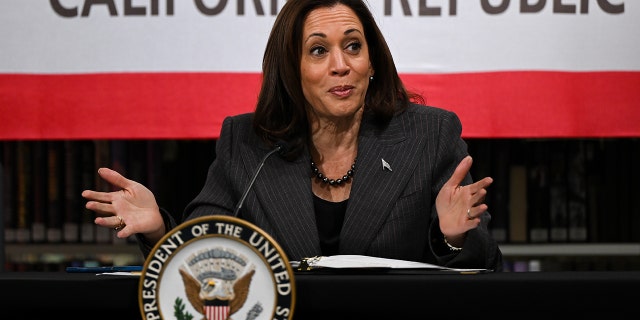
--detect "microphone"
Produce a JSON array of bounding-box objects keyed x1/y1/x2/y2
[{"x1": 232, "y1": 140, "x2": 289, "y2": 217}]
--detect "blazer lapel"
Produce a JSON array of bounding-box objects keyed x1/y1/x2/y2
[
  {"x1": 340, "y1": 114, "x2": 422, "y2": 254},
  {"x1": 240, "y1": 139, "x2": 321, "y2": 259}
]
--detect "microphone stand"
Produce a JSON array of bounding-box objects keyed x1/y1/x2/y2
[{"x1": 232, "y1": 142, "x2": 286, "y2": 217}]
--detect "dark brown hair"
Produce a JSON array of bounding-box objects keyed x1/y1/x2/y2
[{"x1": 253, "y1": 0, "x2": 420, "y2": 159}]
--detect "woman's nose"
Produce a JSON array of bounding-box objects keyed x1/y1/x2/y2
[{"x1": 330, "y1": 52, "x2": 350, "y2": 76}]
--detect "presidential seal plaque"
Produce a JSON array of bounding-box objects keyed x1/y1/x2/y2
[{"x1": 138, "y1": 215, "x2": 296, "y2": 320}]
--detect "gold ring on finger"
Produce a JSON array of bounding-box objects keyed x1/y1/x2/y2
[{"x1": 114, "y1": 215, "x2": 126, "y2": 231}]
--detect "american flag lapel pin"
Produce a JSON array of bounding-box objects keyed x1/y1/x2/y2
[{"x1": 381, "y1": 158, "x2": 392, "y2": 171}]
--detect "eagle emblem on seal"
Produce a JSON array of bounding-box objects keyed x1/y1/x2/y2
[{"x1": 179, "y1": 248, "x2": 256, "y2": 320}]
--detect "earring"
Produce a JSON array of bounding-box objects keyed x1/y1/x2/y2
[{"x1": 369, "y1": 76, "x2": 374, "y2": 81}]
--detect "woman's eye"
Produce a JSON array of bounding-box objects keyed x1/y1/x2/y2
[
  {"x1": 346, "y1": 42, "x2": 362, "y2": 53},
  {"x1": 310, "y1": 46, "x2": 327, "y2": 56}
]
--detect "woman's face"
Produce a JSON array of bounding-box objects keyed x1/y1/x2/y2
[{"x1": 300, "y1": 4, "x2": 373, "y2": 122}]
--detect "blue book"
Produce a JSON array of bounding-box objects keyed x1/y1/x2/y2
[{"x1": 65, "y1": 265, "x2": 143, "y2": 273}]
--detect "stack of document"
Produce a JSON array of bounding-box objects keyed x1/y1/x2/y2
[{"x1": 291, "y1": 255, "x2": 489, "y2": 273}]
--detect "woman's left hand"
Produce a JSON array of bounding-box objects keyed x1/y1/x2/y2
[{"x1": 435, "y1": 155, "x2": 493, "y2": 246}]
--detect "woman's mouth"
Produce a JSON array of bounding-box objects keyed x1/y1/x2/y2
[{"x1": 329, "y1": 85, "x2": 354, "y2": 98}]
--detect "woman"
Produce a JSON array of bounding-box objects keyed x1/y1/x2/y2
[{"x1": 82, "y1": 0, "x2": 503, "y2": 271}]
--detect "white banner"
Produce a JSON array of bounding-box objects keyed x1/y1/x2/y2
[
  {"x1": 2, "y1": 1, "x2": 639, "y2": 139},
  {"x1": 2, "y1": 0, "x2": 638, "y2": 74}
]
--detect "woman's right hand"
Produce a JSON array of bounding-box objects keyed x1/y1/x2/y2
[{"x1": 81, "y1": 167, "x2": 166, "y2": 244}]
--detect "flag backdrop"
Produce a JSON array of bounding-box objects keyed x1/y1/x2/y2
[{"x1": 1, "y1": 0, "x2": 639, "y2": 139}]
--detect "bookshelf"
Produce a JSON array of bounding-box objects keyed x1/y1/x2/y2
[
  {"x1": 467, "y1": 137, "x2": 640, "y2": 271},
  {"x1": 2, "y1": 138, "x2": 639, "y2": 272},
  {"x1": 1, "y1": 139, "x2": 216, "y2": 271}
]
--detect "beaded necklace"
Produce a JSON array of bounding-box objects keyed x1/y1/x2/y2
[{"x1": 310, "y1": 158, "x2": 356, "y2": 187}]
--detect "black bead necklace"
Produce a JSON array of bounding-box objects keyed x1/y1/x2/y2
[{"x1": 311, "y1": 158, "x2": 356, "y2": 187}]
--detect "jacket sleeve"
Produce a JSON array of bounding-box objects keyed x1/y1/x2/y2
[{"x1": 426, "y1": 109, "x2": 503, "y2": 271}]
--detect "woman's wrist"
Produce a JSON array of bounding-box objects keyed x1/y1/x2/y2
[
  {"x1": 443, "y1": 235, "x2": 463, "y2": 251},
  {"x1": 443, "y1": 232, "x2": 466, "y2": 251},
  {"x1": 143, "y1": 209, "x2": 170, "y2": 244}
]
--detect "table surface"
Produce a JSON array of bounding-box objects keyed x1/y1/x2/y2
[{"x1": 2, "y1": 270, "x2": 638, "y2": 319}]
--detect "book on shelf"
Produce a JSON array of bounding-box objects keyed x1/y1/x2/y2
[
  {"x1": 2, "y1": 142, "x2": 16, "y2": 243},
  {"x1": 630, "y1": 139, "x2": 640, "y2": 242},
  {"x1": 548, "y1": 141, "x2": 568, "y2": 242},
  {"x1": 584, "y1": 140, "x2": 601, "y2": 242},
  {"x1": 79, "y1": 140, "x2": 96, "y2": 243},
  {"x1": 109, "y1": 140, "x2": 128, "y2": 183},
  {"x1": 614, "y1": 139, "x2": 632, "y2": 242},
  {"x1": 145, "y1": 140, "x2": 163, "y2": 195},
  {"x1": 31, "y1": 141, "x2": 47, "y2": 243},
  {"x1": 127, "y1": 140, "x2": 147, "y2": 184},
  {"x1": 46, "y1": 141, "x2": 63, "y2": 243},
  {"x1": 0, "y1": 144, "x2": 4, "y2": 248},
  {"x1": 94, "y1": 140, "x2": 113, "y2": 244},
  {"x1": 526, "y1": 140, "x2": 550, "y2": 243},
  {"x1": 566, "y1": 140, "x2": 588, "y2": 242},
  {"x1": 508, "y1": 164, "x2": 527, "y2": 243},
  {"x1": 15, "y1": 141, "x2": 33, "y2": 243},
  {"x1": 63, "y1": 141, "x2": 80, "y2": 243},
  {"x1": 488, "y1": 140, "x2": 509, "y2": 243},
  {"x1": 157, "y1": 140, "x2": 181, "y2": 218},
  {"x1": 598, "y1": 140, "x2": 621, "y2": 242}
]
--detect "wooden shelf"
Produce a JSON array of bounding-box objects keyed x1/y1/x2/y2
[
  {"x1": 4, "y1": 243, "x2": 141, "y2": 256},
  {"x1": 5, "y1": 243, "x2": 640, "y2": 257},
  {"x1": 499, "y1": 243, "x2": 640, "y2": 256}
]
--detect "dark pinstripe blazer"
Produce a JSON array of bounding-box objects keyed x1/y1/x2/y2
[{"x1": 178, "y1": 103, "x2": 502, "y2": 270}]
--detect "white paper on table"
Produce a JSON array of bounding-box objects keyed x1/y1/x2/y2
[{"x1": 291, "y1": 255, "x2": 488, "y2": 273}]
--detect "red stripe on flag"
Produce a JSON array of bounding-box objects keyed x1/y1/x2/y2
[
  {"x1": 1, "y1": 71, "x2": 638, "y2": 139},
  {"x1": 205, "y1": 305, "x2": 229, "y2": 320}
]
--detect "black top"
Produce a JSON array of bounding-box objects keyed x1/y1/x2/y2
[{"x1": 313, "y1": 195, "x2": 347, "y2": 256}]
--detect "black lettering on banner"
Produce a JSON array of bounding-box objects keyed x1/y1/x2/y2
[
  {"x1": 384, "y1": 0, "x2": 458, "y2": 16},
  {"x1": 521, "y1": 0, "x2": 546, "y2": 13},
  {"x1": 449, "y1": 0, "x2": 458, "y2": 15},
  {"x1": 419, "y1": 0, "x2": 442, "y2": 16},
  {"x1": 485, "y1": 0, "x2": 624, "y2": 14},
  {"x1": 151, "y1": 0, "x2": 174, "y2": 15},
  {"x1": 50, "y1": 0, "x2": 175, "y2": 17},
  {"x1": 81, "y1": 0, "x2": 117, "y2": 17},
  {"x1": 385, "y1": 0, "x2": 412, "y2": 15},
  {"x1": 580, "y1": 0, "x2": 589, "y2": 13},
  {"x1": 49, "y1": 0, "x2": 625, "y2": 18},
  {"x1": 195, "y1": 0, "x2": 227, "y2": 15},
  {"x1": 195, "y1": 0, "x2": 279, "y2": 16},
  {"x1": 481, "y1": 0, "x2": 510, "y2": 14},
  {"x1": 552, "y1": 0, "x2": 625, "y2": 14},
  {"x1": 50, "y1": 0, "x2": 76, "y2": 17},
  {"x1": 268, "y1": 0, "x2": 280, "y2": 15},
  {"x1": 554, "y1": 0, "x2": 577, "y2": 13},
  {"x1": 595, "y1": 0, "x2": 624, "y2": 14},
  {"x1": 237, "y1": 0, "x2": 265, "y2": 15},
  {"x1": 124, "y1": 0, "x2": 146, "y2": 15}
]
